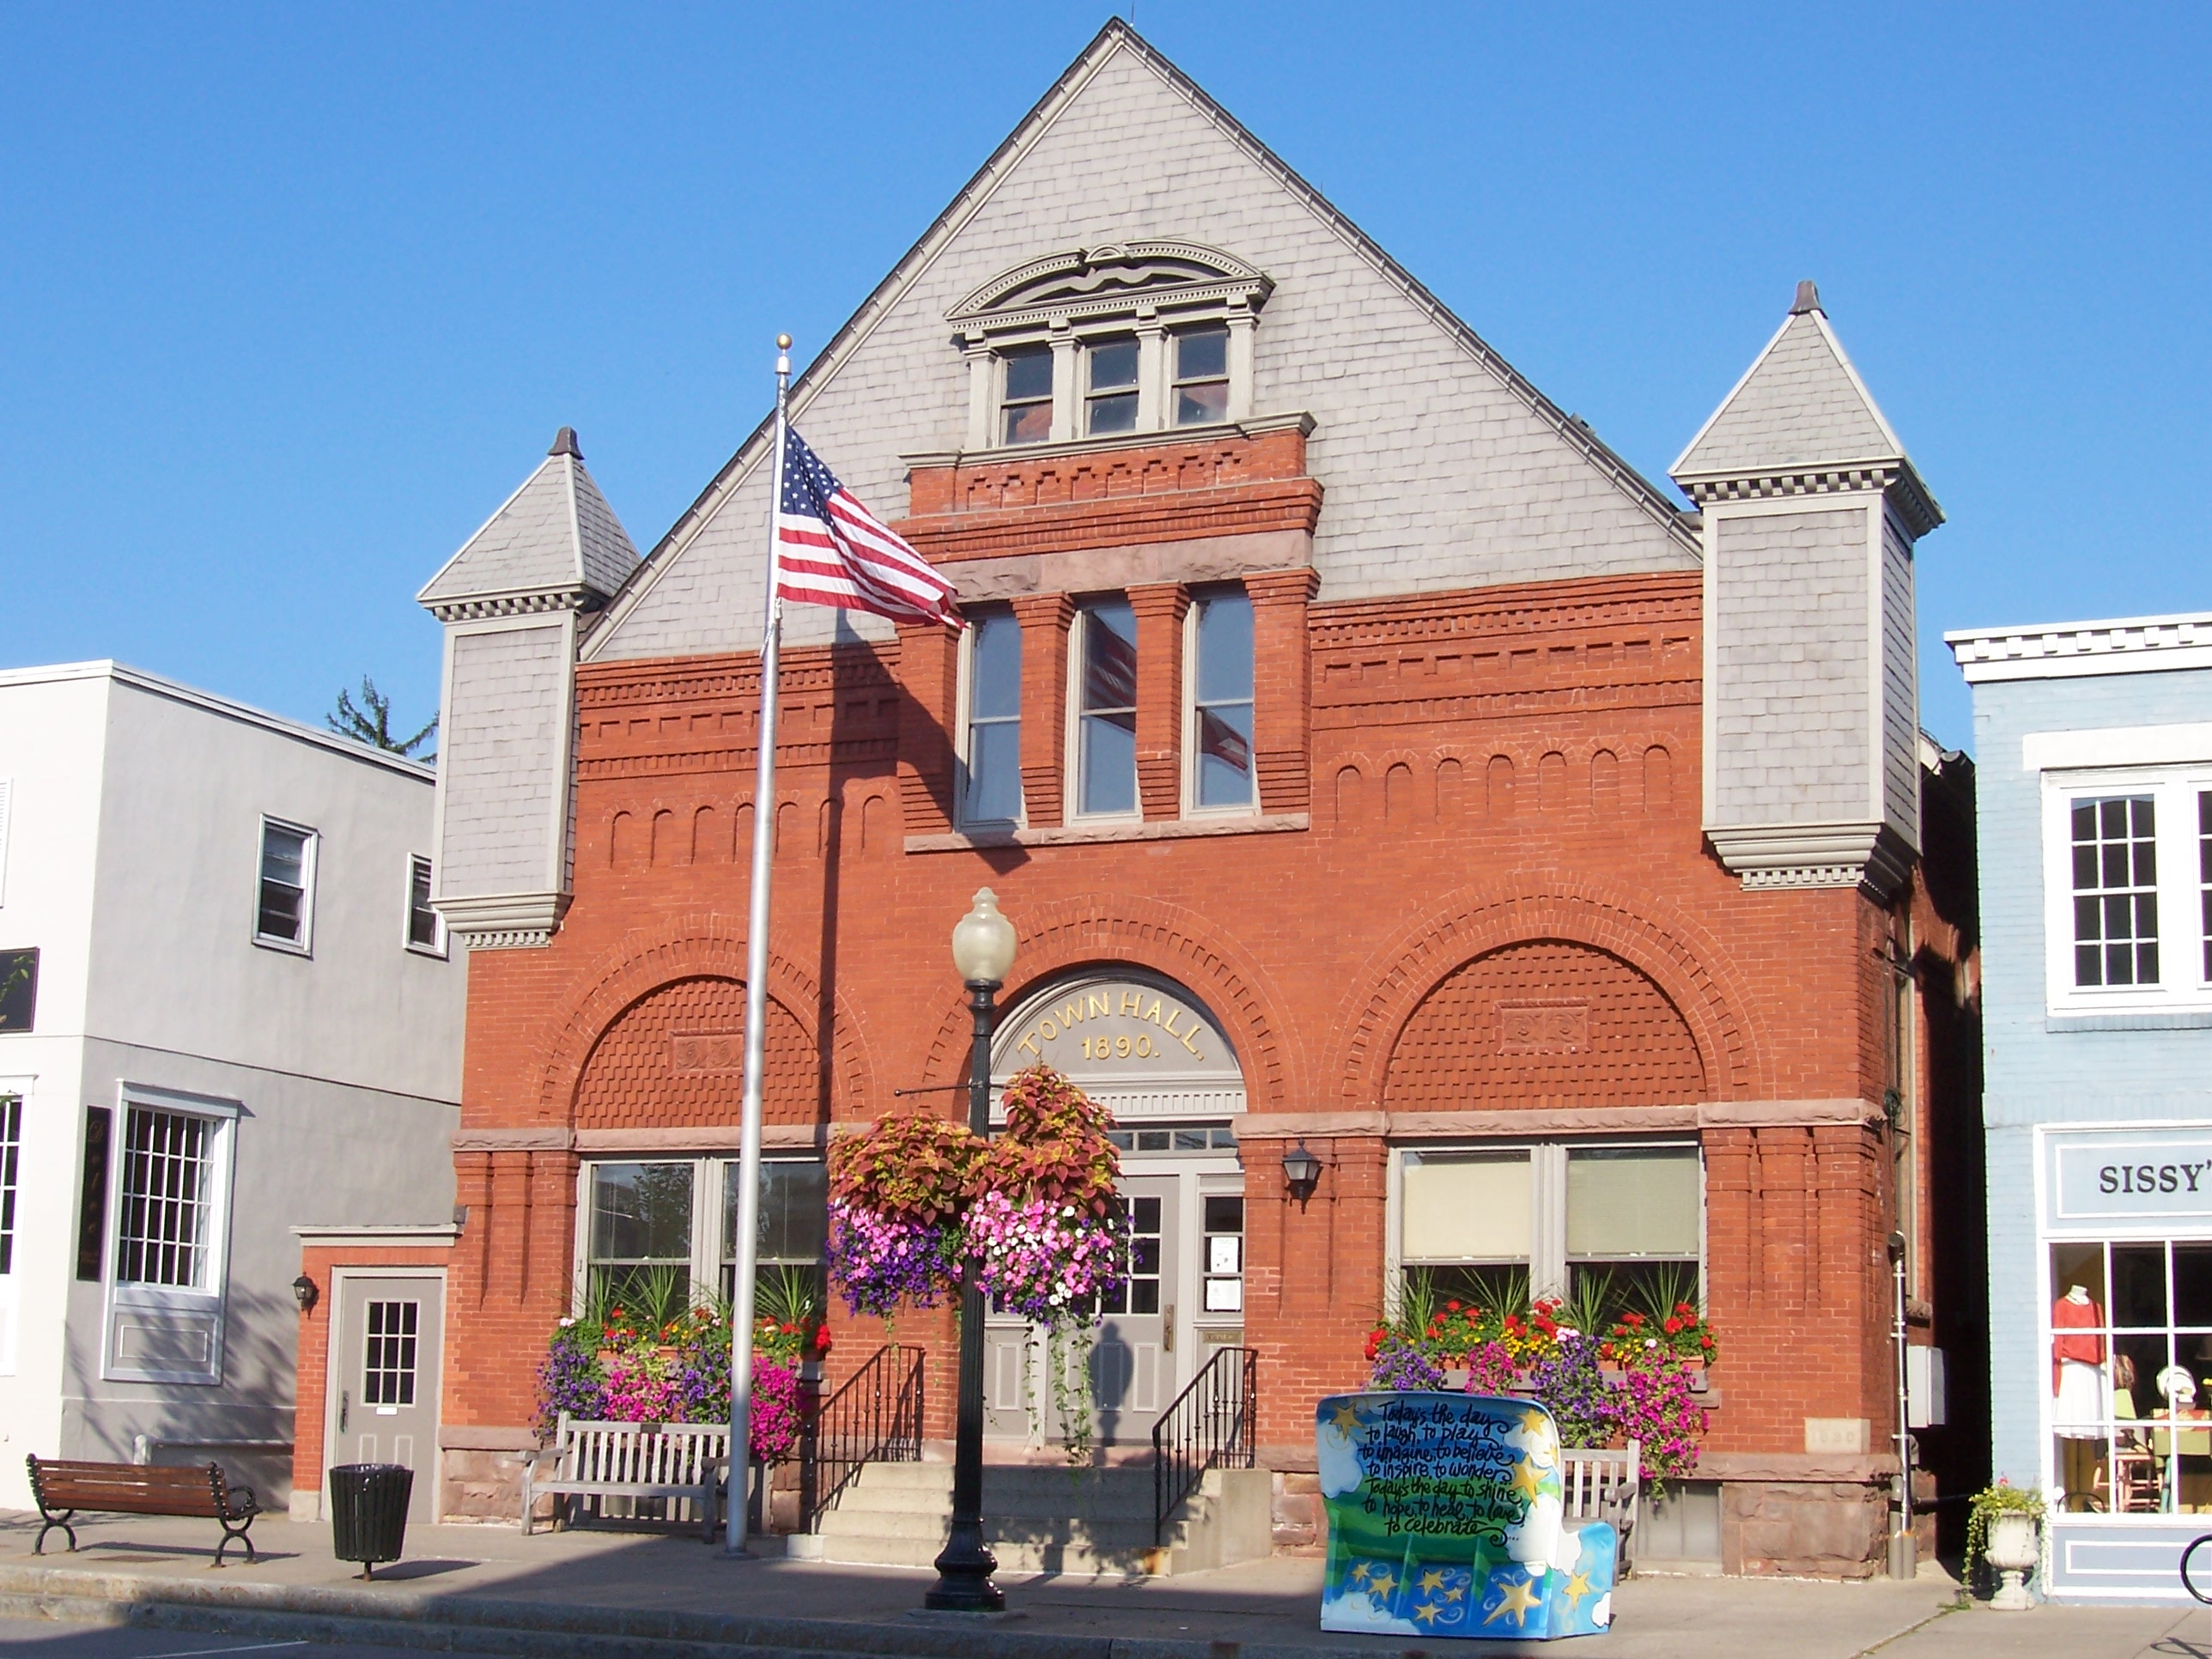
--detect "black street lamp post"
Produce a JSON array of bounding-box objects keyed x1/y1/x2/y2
[{"x1": 927, "y1": 889, "x2": 1017, "y2": 1613}]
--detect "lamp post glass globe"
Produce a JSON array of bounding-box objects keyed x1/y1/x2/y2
[{"x1": 951, "y1": 888, "x2": 1018, "y2": 985}]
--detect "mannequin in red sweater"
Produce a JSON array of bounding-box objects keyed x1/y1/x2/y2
[{"x1": 2053, "y1": 1285, "x2": 2107, "y2": 1510}]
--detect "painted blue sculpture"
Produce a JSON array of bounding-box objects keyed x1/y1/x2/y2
[{"x1": 1316, "y1": 1391, "x2": 1618, "y2": 1640}]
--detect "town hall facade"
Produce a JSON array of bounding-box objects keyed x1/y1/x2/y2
[{"x1": 291, "y1": 22, "x2": 1982, "y2": 1576}]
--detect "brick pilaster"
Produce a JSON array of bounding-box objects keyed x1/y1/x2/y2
[
  {"x1": 1246, "y1": 567, "x2": 1318, "y2": 813},
  {"x1": 1012, "y1": 593, "x2": 1074, "y2": 829},
  {"x1": 1127, "y1": 584, "x2": 1191, "y2": 820},
  {"x1": 895, "y1": 621, "x2": 960, "y2": 836}
]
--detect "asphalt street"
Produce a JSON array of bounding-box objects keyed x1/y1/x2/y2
[{"x1": 0, "y1": 1626, "x2": 421, "y2": 1656}]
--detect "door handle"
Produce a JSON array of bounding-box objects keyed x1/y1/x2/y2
[
  {"x1": 1164, "y1": 1305, "x2": 1175, "y2": 1352},
  {"x1": 340, "y1": 1391, "x2": 349, "y2": 1434}
]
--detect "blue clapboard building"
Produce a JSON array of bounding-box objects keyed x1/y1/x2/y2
[{"x1": 1948, "y1": 611, "x2": 2212, "y2": 1601}]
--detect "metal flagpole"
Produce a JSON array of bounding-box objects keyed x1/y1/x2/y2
[{"x1": 725, "y1": 333, "x2": 792, "y2": 1558}]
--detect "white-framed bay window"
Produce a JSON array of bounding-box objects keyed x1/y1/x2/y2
[
  {"x1": 102, "y1": 1085, "x2": 240, "y2": 1385},
  {"x1": 574, "y1": 1155, "x2": 825, "y2": 1320},
  {"x1": 2039, "y1": 760, "x2": 2212, "y2": 1018},
  {"x1": 1389, "y1": 1140, "x2": 1704, "y2": 1328}
]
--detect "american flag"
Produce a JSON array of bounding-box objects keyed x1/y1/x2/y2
[{"x1": 775, "y1": 428, "x2": 962, "y2": 628}]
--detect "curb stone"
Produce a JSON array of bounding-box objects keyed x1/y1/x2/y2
[{"x1": 0, "y1": 1562, "x2": 1427, "y2": 1659}]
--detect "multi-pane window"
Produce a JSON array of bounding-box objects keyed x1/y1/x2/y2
[
  {"x1": 1398, "y1": 1142, "x2": 1703, "y2": 1329},
  {"x1": 1000, "y1": 345, "x2": 1053, "y2": 446},
  {"x1": 963, "y1": 612, "x2": 1023, "y2": 824},
  {"x1": 1097, "y1": 1194, "x2": 1162, "y2": 1316},
  {"x1": 1085, "y1": 337, "x2": 1139, "y2": 436},
  {"x1": 363, "y1": 1300, "x2": 419, "y2": 1406},
  {"x1": 406, "y1": 856, "x2": 444, "y2": 955},
  {"x1": 0, "y1": 1094, "x2": 20, "y2": 1276},
  {"x1": 2200, "y1": 791, "x2": 2211, "y2": 982},
  {"x1": 586, "y1": 1162, "x2": 695, "y2": 1309},
  {"x1": 1076, "y1": 599, "x2": 1139, "y2": 817},
  {"x1": 255, "y1": 819, "x2": 315, "y2": 949},
  {"x1": 1190, "y1": 591, "x2": 1255, "y2": 810},
  {"x1": 2074, "y1": 797, "x2": 2160, "y2": 987},
  {"x1": 720, "y1": 1158, "x2": 829, "y2": 1302},
  {"x1": 1172, "y1": 325, "x2": 1231, "y2": 426},
  {"x1": 116, "y1": 1108, "x2": 215, "y2": 1289}
]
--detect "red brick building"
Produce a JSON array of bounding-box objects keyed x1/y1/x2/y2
[{"x1": 293, "y1": 23, "x2": 1981, "y2": 1575}]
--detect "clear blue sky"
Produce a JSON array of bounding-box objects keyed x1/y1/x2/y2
[{"x1": 4, "y1": 3, "x2": 2207, "y2": 753}]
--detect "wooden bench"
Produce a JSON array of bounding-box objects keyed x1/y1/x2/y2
[
  {"x1": 1561, "y1": 1442, "x2": 1641, "y2": 1568},
  {"x1": 26, "y1": 1455, "x2": 258, "y2": 1566},
  {"x1": 520, "y1": 1416, "x2": 729, "y2": 1542}
]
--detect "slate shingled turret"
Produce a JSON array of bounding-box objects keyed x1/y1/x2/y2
[
  {"x1": 417, "y1": 429, "x2": 641, "y2": 948},
  {"x1": 1672, "y1": 284, "x2": 1942, "y2": 896}
]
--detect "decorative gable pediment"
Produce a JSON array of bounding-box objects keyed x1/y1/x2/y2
[{"x1": 948, "y1": 240, "x2": 1271, "y2": 337}]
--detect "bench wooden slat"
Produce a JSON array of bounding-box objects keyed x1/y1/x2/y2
[
  {"x1": 26, "y1": 1454, "x2": 257, "y2": 1565},
  {"x1": 521, "y1": 1415, "x2": 730, "y2": 1543}
]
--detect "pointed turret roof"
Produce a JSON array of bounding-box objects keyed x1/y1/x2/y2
[
  {"x1": 417, "y1": 428, "x2": 641, "y2": 617},
  {"x1": 1671, "y1": 283, "x2": 1941, "y2": 536}
]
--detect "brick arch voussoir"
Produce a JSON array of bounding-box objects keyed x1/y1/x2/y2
[
  {"x1": 915, "y1": 895, "x2": 1297, "y2": 1109},
  {"x1": 536, "y1": 915, "x2": 876, "y2": 1127},
  {"x1": 1331, "y1": 882, "x2": 1765, "y2": 1109}
]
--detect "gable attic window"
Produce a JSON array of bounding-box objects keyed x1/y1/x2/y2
[{"x1": 951, "y1": 241, "x2": 1271, "y2": 453}]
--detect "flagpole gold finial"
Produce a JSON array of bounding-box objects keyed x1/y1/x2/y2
[
  {"x1": 775, "y1": 333, "x2": 792, "y2": 379},
  {"x1": 777, "y1": 333, "x2": 792, "y2": 349}
]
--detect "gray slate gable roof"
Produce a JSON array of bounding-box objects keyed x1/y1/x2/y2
[
  {"x1": 419, "y1": 427, "x2": 640, "y2": 613},
  {"x1": 583, "y1": 21, "x2": 1698, "y2": 654}
]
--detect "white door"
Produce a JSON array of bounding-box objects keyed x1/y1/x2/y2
[
  {"x1": 1089, "y1": 1176, "x2": 1179, "y2": 1443},
  {"x1": 331, "y1": 1275, "x2": 443, "y2": 1522}
]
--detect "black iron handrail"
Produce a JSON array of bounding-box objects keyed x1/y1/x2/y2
[
  {"x1": 798, "y1": 1342, "x2": 925, "y2": 1535},
  {"x1": 1152, "y1": 1345, "x2": 1258, "y2": 1547}
]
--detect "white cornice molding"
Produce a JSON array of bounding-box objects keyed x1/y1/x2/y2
[
  {"x1": 1946, "y1": 611, "x2": 2212, "y2": 683},
  {"x1": 434, "y1": 890, "x2": 568, "y2": 950},
  {"x1": 1704, "y1": 821, "x2": 1912, "y2": 900}
]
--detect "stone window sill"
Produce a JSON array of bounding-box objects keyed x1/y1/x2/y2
[
  {"x1": 907, "y1": 811, "x2": 1308, "y2": 854},
  {"x1": 2045, "y1": 1008, "x2": 2212, "y2": 1032}
]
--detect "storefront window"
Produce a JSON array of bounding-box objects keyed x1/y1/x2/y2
[{"x1": 2048, "y1": 1239, "x2": 2212, "y2": 1515}]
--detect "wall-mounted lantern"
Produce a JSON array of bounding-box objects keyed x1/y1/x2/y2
[
  {"x1": 1281, "y1": 1141, "x2": 1323, "y2": 1203},
  {"x1": 292, "y1": 1273, "x2": 319, "y2": 1313}
]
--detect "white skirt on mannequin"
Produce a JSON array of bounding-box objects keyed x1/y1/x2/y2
[{"x1": 2055, "y1": 1358, "x2": 2107, "y2": 1438}]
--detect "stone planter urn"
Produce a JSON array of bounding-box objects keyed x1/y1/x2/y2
[{"x1": 1984, "y1": 1511, "x2": 2039, "y2": 1610}]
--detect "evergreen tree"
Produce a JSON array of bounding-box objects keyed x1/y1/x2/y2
[{"x1": 328, "y1": 677, "x2": 437, "y2": 762}]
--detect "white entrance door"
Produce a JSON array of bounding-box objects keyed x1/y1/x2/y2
[
  {"x1": 330, "y1": 1274, "x2": 443, "y2": 1522},
  {"x1": 1091, "y1": 1176, "x2": 1178, "y2": 1443}
]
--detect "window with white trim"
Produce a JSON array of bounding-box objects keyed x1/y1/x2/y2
[
  {"x1": 720, "y1": 1158, "x2": 827, "y2": 1302},
  {"x1": 254, "y1": 817, "x2": 317, "y2": 951},
  {"x1": 2043, "y1": 769, "x2": 2212, "y2": 1015},
  {"x1": 1395, "y1": 1141, "x2": 1703, "y2": 1328},
  {"x1": 999, "y1": 345, "x2": 1053, "y2": 447},
  {"x1": 1188, "y1": 589, "x2": 1255, "y2": 811},
  {"x1": 576, "y1": 1157, "x2": 827, "y2": 1316},
  {"x1": 960, "y1": 611, "x2": 1023, "y2": 825},
  {"x1": 1073, "y1": 599, "x2": 1139, "y2": 818},
  {"x1": 1085, "y1": 336, "x2": 1139, "y2": 436},
  {"x1": 406, "y1": 855, "x2": 446, "y2": 956},
  {"x1": 1171, "y1": 325, "x2": 1231, "y2": 427}
]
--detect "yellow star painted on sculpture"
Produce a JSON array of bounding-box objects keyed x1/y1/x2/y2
[
  {"x1": 1443, "y1": 1583, "x2": 1467, "y2": 1603},
  {"x1": 1484, "y1": 1575, "x2": 1543, "y2": 1627},
  {"x1": 1418, "y1": 1569, "x2": 1448, "y2": 1594},
  {"x1": 1331, "y1": 1403, "x2": 1363, "y2": 1434},
  {"x1": 1413, "y1": 1601, "x2": 1442, "y2": 1626},
  {"x1": 1562, "y1": 1570, "x2": 1593, "y2": 1609},
  {"x1": 1511, "y1": 1459, "x2": 1547, "y2": 1501},
  {"x1": 1348, "y1": 1561, "x2": 1370, "y2": 1583},
  {"x1": 1518, "y1": 1407, "x2": 1549, "y2": 1437},
  {"x1": 1368, "y1": 1570, "x2": 1397, "y2": 1600}
]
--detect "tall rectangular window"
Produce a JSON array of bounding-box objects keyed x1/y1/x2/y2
[
  {"x1": 0, "y1": 1094, "x2": 20, "y2": 1275},
  {"x1": 720, "y1": 1158, "x2": 828, "y2": 1302},
  {"x1": 255, "y1": 818, "x2": 316, "y2": 950},
  {"x1": 1000, "y1": 345, "x2": 1053, "y2": 446},
  {"x1": 1191, "y1": 591, "x2": 1255, "y2": 809},
  {"x1": 406, "y1": 856, "x2": 445, "y2": 955},
  {"x1": 963, "y1": 612, "x2": 1023, "y2": 824},
  {"x1": 76, "y1": 1106, "x2": 110, "y2": 1281},
  {"x1": 1075, "y1": 599, "x2": 1139, "y2": 817},
  {"x1": 116, "y1": 1107, "x2": 215, "y2": 1289},
  {"x1": 1172, "y1": 325, "x2": 1230, "y2": 426},
  {"x1": 1085, "y1": 337, "x2": 1139, "y2": 435},
  {"x1": 586, "y1": 1162, "x2": 695, "y2": 1309},
  {"x1": 2200, "y1": 791, "x2": 2211, "y2": 982},
  {"x1": 2074, "y1": 796, "x2": 2159, "y2": 987}
]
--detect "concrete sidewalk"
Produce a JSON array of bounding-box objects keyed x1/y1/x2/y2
[{"x1": 0, "y1": 1509, "x2": 2204, "y2": 1658}]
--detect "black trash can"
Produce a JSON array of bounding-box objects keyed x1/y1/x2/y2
[{"x1": 328, "y1": 1462, "x2": 413, "y2": 1578}]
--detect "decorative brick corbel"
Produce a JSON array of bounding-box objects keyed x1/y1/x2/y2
[
  {"x1": 1245, "y1": 567, "x2": 1319, "y2": 813},
  {"x1": 1127, "y1": 584, "x2": 1193, "y2": 821},
  {"x1": 1012, "y1": 592, "x2": 1075, "y2": 829},
  {"x1": 894, "y1": 620, "x2": 961, "y2": 836}
]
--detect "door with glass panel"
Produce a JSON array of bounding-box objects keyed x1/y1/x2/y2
[
  {"x1": 331, "y1": 1274, "x2": 443, "y2": 1522},
  {"x1": 1082, "y1": 1176, "x2": 1179, "y2": 1443}
]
